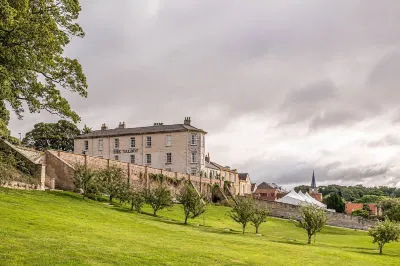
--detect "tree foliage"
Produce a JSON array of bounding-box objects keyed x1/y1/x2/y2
[
  {"x1": 130, "y1": 188, "x2": 146, "y2": 213},
  {"x1": 296, "y1": 204, "x2": 327, "y2": 244},
  {"x1": 22, "y1": 119, "x2": 80, "y2": 151},
  {"x1": 352, "y1": 204, "x2": 372, "y2": 219},
  {"x1": 230, "y1": 197, "x2": 254, "y2": 234},
  {"x1": 368, "y1": 218, "x2": 400, "y2": 254},
  {"x1": 294, "y1": 184, "x2": 400, "y2": 201},
  {"x1": 72, "y1": 164, "x2": 96, "y2": 199},
  {"x1": 81, "y1": 124, "x2": 92, "y2": 134},
  {"x1": 145, "y1": 185, "x2": 173, "y2": 216},
  {"x1": 326, "y1": 192, "x2": 345, "y2": 213},
  {"x1": 380, "y1": 199, "x2": 400, "y2": 222},
  {"x1": 97, "y1": 165, "x2": 126, "y2": 202},
  {"x1": 177, "y1": 184, "x2": 206, "y2": 224},
  {"x1": 1, "y1": 0, "x2": 87, "y2": 126},
  {"x1": 250, "y1": 203, "x2": 269, "y2": 234}
]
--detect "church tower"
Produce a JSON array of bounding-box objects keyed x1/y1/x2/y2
[{"x1": 309, "y1": 170, "x2": 322, "y2": 202}]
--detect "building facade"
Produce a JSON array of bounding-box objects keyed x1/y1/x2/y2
[
  {"x1": 253, "y1": 182, "x2": 286, "y2": 201},
  {"x1": 238, "y1": 173, "x2": 252, "y2": 195},
  {"x1": 74, "y1": 117, "x2": 207, "y2": 175}
]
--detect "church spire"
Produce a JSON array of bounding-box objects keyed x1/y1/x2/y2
[{"x1": 311, "y1": 170, "x2": 316, "y2": 188}]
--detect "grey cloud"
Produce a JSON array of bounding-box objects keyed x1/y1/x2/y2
[{"x1": 366, "y1": 134, "x2": 400, "y2": 147}]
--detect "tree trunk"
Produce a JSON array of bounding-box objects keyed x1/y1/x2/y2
[
  {"x1": 242, "y1": 224, "x2": 246, "y2": 234},
  {"x1": 131, "y1": 202, "x2": 134, "y2": 211},
  {"x1": 184, "y1": 215, "x2": 188, "y2": 224},
  {"x1": 154, "y1": 210, "x2": 157, "y2": 216},
  {"x1": 379, "y1": 244, "x2": 383, "y2": 254},
  {"x1": 256, "y1": 226, "x2": 259, "y2": 234},
  {"x1": 109, "y1": 195, "x2": 112, "y2": 202},
  {"x1": 308, "y1": 234, "x2": 312, "y2": 244}
]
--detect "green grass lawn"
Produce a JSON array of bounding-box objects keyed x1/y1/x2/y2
[{"x1": 0, "y1": 188, "x2": 399, "y2": 266}]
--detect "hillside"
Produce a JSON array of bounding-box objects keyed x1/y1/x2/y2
[{"x1": 0, "y1": 188, "x2": 399, "y2": 266}]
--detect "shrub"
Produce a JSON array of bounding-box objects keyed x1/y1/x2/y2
[
  {"x1": 177, "y1": 185, "x2": 206, "y2": 224},
  {"x1": 296, "y1": 204, "x2": 327, "y2": 244},
  {"x1": 368, "y1": 217, "x2": 400, "y2": 254}
]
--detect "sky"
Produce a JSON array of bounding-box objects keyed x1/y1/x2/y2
[{"x1": 8, "y1": 0, "x2": 400, "y2": 190}]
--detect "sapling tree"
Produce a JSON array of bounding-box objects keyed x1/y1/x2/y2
[
  {"x1": 177, "y1": 185, "x2": 206, "y2": 224},
  {"x1": 145, "y1": 185, "x2": 173, "y2": 216},
  {"x1": 230, "y1": 197, "x2": 254, "y2": 234},
  {"x1": 368, "y1": 217, "x2": 400, "y2": 254},
  {"x1": 130, "y1": 188, "x2": 146, "y2": 213},
  {"x1": 250, "y1": 203, "x2": 270, "y2": 234},
  {"x1": 296, "y1": 204, "x2": 327, "y2": 244},
  {"x1": 73, "y1": 164, "x2": 96, "y2": 199},
  {"x1": 98, "y1": 165, "x2": 125, "y2": 202}
]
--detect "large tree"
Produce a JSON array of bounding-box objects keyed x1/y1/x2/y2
[
  {"x1": 296, "y1": 204, "x2": 327, "y2": 244},
  {"x1": 0, "y1": 0, "x2": 87, "y2": 131},
  {"x1": 326, "y1": 192, "x2": 345, "y2": 213},
  {"x1": 22, "y1": 119, "x2": 80, "y2": 151}
]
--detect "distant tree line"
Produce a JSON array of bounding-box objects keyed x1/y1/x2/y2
[{"x1": 295, "y1": 184, "x2": 400, "y2": 201}]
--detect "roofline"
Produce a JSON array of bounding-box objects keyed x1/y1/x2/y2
[{"x1": 75, "y1": 128, "x2": 207, "y2": 139}]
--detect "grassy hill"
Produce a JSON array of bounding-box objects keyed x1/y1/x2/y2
[{"x1": 0, "y1": 188, "x2": 399, "y2": 266}]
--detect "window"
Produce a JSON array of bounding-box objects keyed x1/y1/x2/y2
[
  {"x1": 146, "y1": 154, "x2": 151, "y2": 164},
  {"x1": 191, "y1": 134, "x2": 197, "y2": 145},
  {"x1": 191, "y1": 169, "x2": 197, "y2": 175},
  {"x1": 191, "y1": 152, "x2": 197, "y2": 163},
  {"x1": 146, "y1": 136, "x2": 151, "y2": 147},
  {"x1": 166, "y1": 153, "x2": 172, "y2": 164},
  {"x1": 166, "y1": 135, "x2": 172, "y2": 147},
  {"x1": 130, "y1": 137, "x2": 135, "y2": 148},
  {"x1": 114, "y1": 138, "x2": 119, "y2": 149},
  {"x1": 84, "y1": 140, "x2": 89, "y2": 150},
  {"x1": 114, "y1": 155, "x2": 119, "y2": 161},
  {"x1": 98, "y1": 139, "x2": 103, "y2": 151},
  {"x1": 130, "y1": 154, "x2": 135, "y2": 164}
]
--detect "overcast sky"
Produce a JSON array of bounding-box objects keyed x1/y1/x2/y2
[{"x1": 8, "y1": 0, "x2": 400, "y2": 189}]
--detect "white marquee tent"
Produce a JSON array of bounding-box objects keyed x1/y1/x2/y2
[{"x1": 276, "y1": 190, "x2": 327, "y2": 209}]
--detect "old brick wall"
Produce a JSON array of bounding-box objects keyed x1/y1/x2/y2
[
  {"x1": 45, "y1": 151, "x2": 75, "y2": 191},
  {"x1": 255, "y1": 199, "x2": 377, "y2": 230}
]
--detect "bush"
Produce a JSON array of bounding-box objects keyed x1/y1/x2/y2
[
  {"x1": 73, "y1": 164, "x2": 97, "y2": 199},
  {"x1": 97, "y1": 166, "x2": 126, "y2": 202}
]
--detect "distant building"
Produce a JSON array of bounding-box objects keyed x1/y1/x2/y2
[
  {"x1": 345, "y1": 203, "x2": 381, "y2": 216},
  {"x1": 238, "y1": 173, "x2": 252, "y2": 195},
  {"x1": 309, "y1": 171, "x2": 323, "y2": 202},
  {"x1": 253, "y1": 182, "x2": 287, "y2": 201},
  {"x1": 74, "y1": 117, "x2": 207, "y2": 175}
]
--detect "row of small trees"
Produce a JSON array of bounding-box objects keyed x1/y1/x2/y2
[{"x1": 73, "y1": 164, "x2": 206, "y2": 223}]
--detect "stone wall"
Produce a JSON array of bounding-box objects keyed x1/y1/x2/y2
[
  {"x1": 255, "y1": 199, "x2": 377, "y2": 230},
  {"x1": 0, "y1": 140, "x2": 45, "y2": 189},
  {"x1": 45, "y1": 150, "x2": 228, "y2": 200}
]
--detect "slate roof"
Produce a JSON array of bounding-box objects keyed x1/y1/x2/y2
[
  {"x1": 239, "y1": 173, "x2": 249, "y2": 181},
  {"x1": 76, "y1": 124, "x2": 207, "y2": 139},
  {"x1": 205, "y1": 161, "x2": 219, "y2": 170},
  {"x1": 210, "y1": 161, "x2": 237, "y2": 172},
  {"x1": 256, "y1": 182, "x2": 284, "y2": 191}
]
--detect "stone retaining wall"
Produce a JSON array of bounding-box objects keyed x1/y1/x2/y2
[{"x1": 256, "y1": 199, "x2": 377, "y2": 230}]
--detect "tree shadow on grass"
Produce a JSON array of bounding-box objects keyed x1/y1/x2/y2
[{"x1": 352, "y1": 250, "x2": 399, "y2": 258}]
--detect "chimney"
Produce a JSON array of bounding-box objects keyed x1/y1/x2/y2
[
  {"x1": 184, "y1": 117, "x2": 191, "y2": 125},
  {"x1": 205, "y1": 152, "x2": 210, "y2": 163},
  {"x1": 118, "y1": 122, "x2": 125, "y2": 129},
  {"x1": 101, "y1": 123, "x2": 108, "y2": 131}
]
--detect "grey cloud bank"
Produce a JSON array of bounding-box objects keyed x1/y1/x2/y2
[{"x1": 8, "y1": 0, "x2": 400, "y2": 188}]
